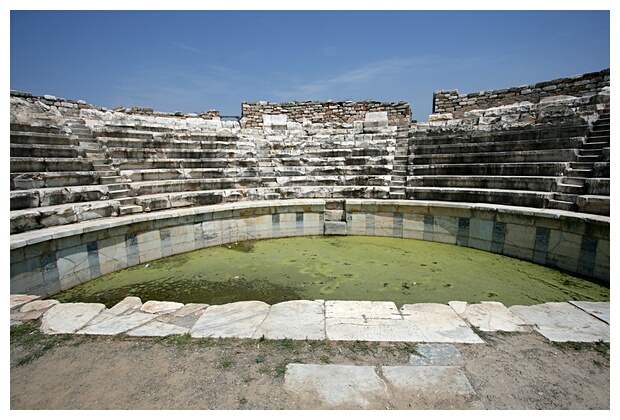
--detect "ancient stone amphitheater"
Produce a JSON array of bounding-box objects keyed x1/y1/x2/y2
[{"x1": 10, "y1": 69, "x2": 610, "y2": 299}]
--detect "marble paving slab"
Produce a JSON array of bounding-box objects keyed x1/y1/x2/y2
[
  {"x1": 449, "y1": 301, "x2": 530, "y2": 332},
  {"x1": 409, "y1": 343, "x2": 465, "y2": 366},
  {"x1": 127, "y1": 320, "x2": 190, "y2": 337},
  {"x1": 253, "y1": 300, "x2": 325, "y2": 340},
  {"x1": 510, "y1": 302, "x2": 609, "y2": 342},
  {"x1": 190, "y1": 300, "x2": 270, "y2": 338},
  {"x1": 40, "y1": 302, "x2": 106, "y2": 334},
  {"x1": 325, "y1": 300, "x2": 402, "y2": 320},
  {"x1": 401, "y1": 303, "x2": 484, "y2": 343},
  {"x1": 77, "y1": 312, "x2": 157, "y2": 335},
  {"x1": 570, "y1": 301, "x2": 610, "y2": 324}
]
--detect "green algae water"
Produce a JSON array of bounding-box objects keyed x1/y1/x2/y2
[{"x1": 53, "y1": 236, "x2": 609, "y2": 308}]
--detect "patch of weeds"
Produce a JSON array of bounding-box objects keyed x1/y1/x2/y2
[
  {"x1": 258, "y1": 365, "x2": 271, "y2": 375},
  {"x1": 255, "y1": 355, "x2": 265, "y2": 364},
  {"x1": 242, "y1": 375, "x2": 254, "y2": 384},
  {"x1": 239, "y1": 397, "x2": 248, "y2": 406},
  {"x1": 274, "y1": 361, "x2": 288, "y2": 377},
  {"x1": 11, "y1": 322, "x2": 75, "y2": 367},
  {"x1": 220, "y1": 358, "x2": 233, "y2": 368},
  {"x1": 319, "y1": 355, "x2": 330, "y2": 364},
  {"x1": 349, "y1": 340, "x2": 377, "y2": 355},
  {"x1": 553, "y1": 340, "x2": 610, "y2": 360},
  {"x1": 160, "y1": 333, "x2": 193, "y2": 348},
  {"x1": 278, "y1": 338, "x2": 296, "y2": 352}
]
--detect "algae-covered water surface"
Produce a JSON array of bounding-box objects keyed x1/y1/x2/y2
[{"x1": 53, "y1": 236, "x2": 609, "y2": 308}]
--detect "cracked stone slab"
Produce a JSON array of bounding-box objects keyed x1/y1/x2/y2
[
  {"x1": 400, "y1": 303, "x2": 484, "y2": 343},
  {"x1": 140, "y1": 300, "x2": 184, "y2": 315},
  {"x1": 285, "y1": 364, "x2": 483, "y2": 409},
  {"x1": 326, "y1": 317, "x2": 426, "y2": 342},
  {"x1": 326, "y1": 300, "x2": 402, "y2": 320},
  {"x1": 41, "y1": 302, "x2": 106, "y2": 334},
  {"x1": 381, "y1": 366, "x2": 484, "y2": 409},
  {"x1": 77, "y1": 312, "x2": 157, "y2": 335},
  {"x1": 127, "y1": 320, "x2": 190, "y2": 337},
  {"x1": 253, "y1": 300, "x2": 325, "y2": 340},
  {"x1": 190, "y1": 301, "x2": 270, "y2": 338},
  {"x1": 409, "y1": 344, "x2": 465, "y2": 366},
  {"x1": 107, "y1": 296, "x2": 143, "y2": 316},
  {"x1": 173, "y1": 303, "x2": 209, "y2": 318},
  {"x1": 449, "y1": 301, "x2": 530, "y2": 332},
  {"x1": 10, "y1": 294, "x2": 40, "y2": 311},
  {"x1": 509, "y1": 302, "x2": 609, "y2": 342},
  {"x1": 285, "y1": 364, "x2": 387, "y2": 407},
  {"x1": 20, "y1": 299, "x2": 59, "y2": 313},
  {"x1": 570, "y1": 301, "x2": 609, "y2": 324}
]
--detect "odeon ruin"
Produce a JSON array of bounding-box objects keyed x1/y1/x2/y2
[{"x1": 10, "y1": 68, "x2": 610, "y2": 302}]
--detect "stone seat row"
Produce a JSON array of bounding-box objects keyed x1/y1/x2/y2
[
  {"x1": 409, "y1": 124, "x2": 589, "y2": 146},
  {"x1": 9, "y1": 173, "x2": 395, "y2": 213},
  {"x1": 409, "y1": 149, "x2": 579, "y2": 165},
  {"x1": 410, "y1": 136, "x2": 586, "y2": 155},
  {"x1": 9, "y1": 185, "x2": 392, "y2": 234}
]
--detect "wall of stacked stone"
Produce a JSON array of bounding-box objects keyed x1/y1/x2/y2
[
  {"x1": 241, "y1": 100, "x2": 412, "y2": 127},
  {"x1": 10, "y1": 199, "x2": 609, "y2": 298},
  {"x1": 432, "y1": 68, "x2": 610, "y2": 118},
  {"x1": 9, "y1": 90, "x2": 221, "y2": 120}
]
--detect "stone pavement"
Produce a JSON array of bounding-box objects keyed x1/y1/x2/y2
[
  {"x1": 11, "y1": 295, "x2": 609, "y2": 343},
  {"x1": 10, "y1": 295, "x2": 610, "y2": 409}
]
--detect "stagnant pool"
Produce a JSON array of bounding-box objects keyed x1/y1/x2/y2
[{"x1": 53, "y1": 236, "x2": 610, "y2": 308}]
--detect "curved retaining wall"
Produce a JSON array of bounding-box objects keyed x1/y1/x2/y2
[{"x1": 10, "y1": 200, "x2": 609, "y2": 299}]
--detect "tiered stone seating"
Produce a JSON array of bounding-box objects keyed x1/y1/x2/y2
[
  {"x1": 90, "y1": 125, "x2": 261, "y2": 213},
  {"x1": 9, "y1": 121, "x2": 124, "y2": 233},
  {"x1": 252, "y1": 124, "x2": 396, "y2": 200},
  {"x1": 406, "y1": 100, "x2": 610, "y2": 215}
]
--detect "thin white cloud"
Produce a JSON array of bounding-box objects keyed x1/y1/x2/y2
[{"x1": 273, "y1": 56, "x2": 432, "y2": 100}]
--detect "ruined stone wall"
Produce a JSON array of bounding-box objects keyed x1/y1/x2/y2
[
  {"x1": 9, "y1": 90, "x2": 220, "y2": 120},
  {"x1": 432, "y1": 68, "x2": 610, "y2": 118},
  {"x1": 241, "y1": 100, "x2": 412, "y2": 128}
]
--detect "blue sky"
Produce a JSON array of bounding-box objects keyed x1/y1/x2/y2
[{"x1": 9, "y1": 9, "x2": 611, "y2": 121}]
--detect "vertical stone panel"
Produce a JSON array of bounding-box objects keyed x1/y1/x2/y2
[
  {"x1": 57, "y1": 244, "x2": 91, "y2": 291},
  {"x1": 87, "y1": 241, "x2": 101, "y2": 279},
  {"x1": 393, "y1": 212, "x2": 403, "y2": 238},
  {"x1": 423, "y1": 215, "x2": 434, "y2": 241},
  {"x1": 402, "y1": 213, "x2": 425, "y2": 240},
  {"x1": 137, "y1": 230, "x2": 163, "y2": 263},
  {"x1": 98, "y1": 235, "x2": 129, "y2": 275},
  {"x1": 533, "y1": 227, "x2": 550, "y2": 265},
  {"x1": 374, "y1": 212, "x2": 394, "y2": 237},
  {"x1": 577, "y1": 236, "x2": 598, "y2": 277},
  {"x1": 546, "y1": 230, "x2": 582, "y2": 273},
  {"x1": 457, "y1": 217, "x2": 470, "y2": 247},
  {"x1": 503, "y1": 224, "x2": 536, "y2": 261},
  {"x1": 468, "y1": 219, "x2": 493, "y2": 251},
  {"x1": 125, "y1": 232, "x2": 140, "y2": 267},
  {"x1": 491, "y1": 222, "x2": 506, "y2": 254}
]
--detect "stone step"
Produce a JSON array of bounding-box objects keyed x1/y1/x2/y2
[
  {"x1": 109, "y1": 189, "x2": 131, "y2": 199},
  {"x1": 581, "y1": 141, "x2": 609, "y2": 149},
  {"x1": 547, "y1": 199, "x2": 577, "y2": 211},
  {"x1": 576, "y1": 154, "x2": 602, "y2": 162},
  {"x1": 564, "y1": 168, "x2": 593, "y2": 177},
  {"x1": 101, "y1": 176, "x2": 122, "y2": 185},
  {"x1": 553, "y1": 193, "x2": 578, "y2": 202},
  {"x1": 556, "y1": 183, "x2": 586, "y2": 194},
  {"x1": 570, "y1": 162, "x2": 595, "y2": 170},
  {"x1": 119, "y1": 205, "x2": 143, "y2": 216},
  {"x1": 117, "y1": 197, "x2": 137, "y2": 206}
]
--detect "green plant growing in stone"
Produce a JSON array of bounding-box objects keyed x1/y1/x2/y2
[
  {"x1": 11, "y1": 321, "x2": 75, "y2": 366},
  {"x1": 220, "y1": 358, "x2": 233, "y2": 368}
]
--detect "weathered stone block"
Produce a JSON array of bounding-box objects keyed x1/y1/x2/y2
[{"x1": 324, "y1": 221, "x2": 347, "y2": 235}]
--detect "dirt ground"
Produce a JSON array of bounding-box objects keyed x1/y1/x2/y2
[{"x1": 10, "y1": 321, "x2": 610, "y2": 410}]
